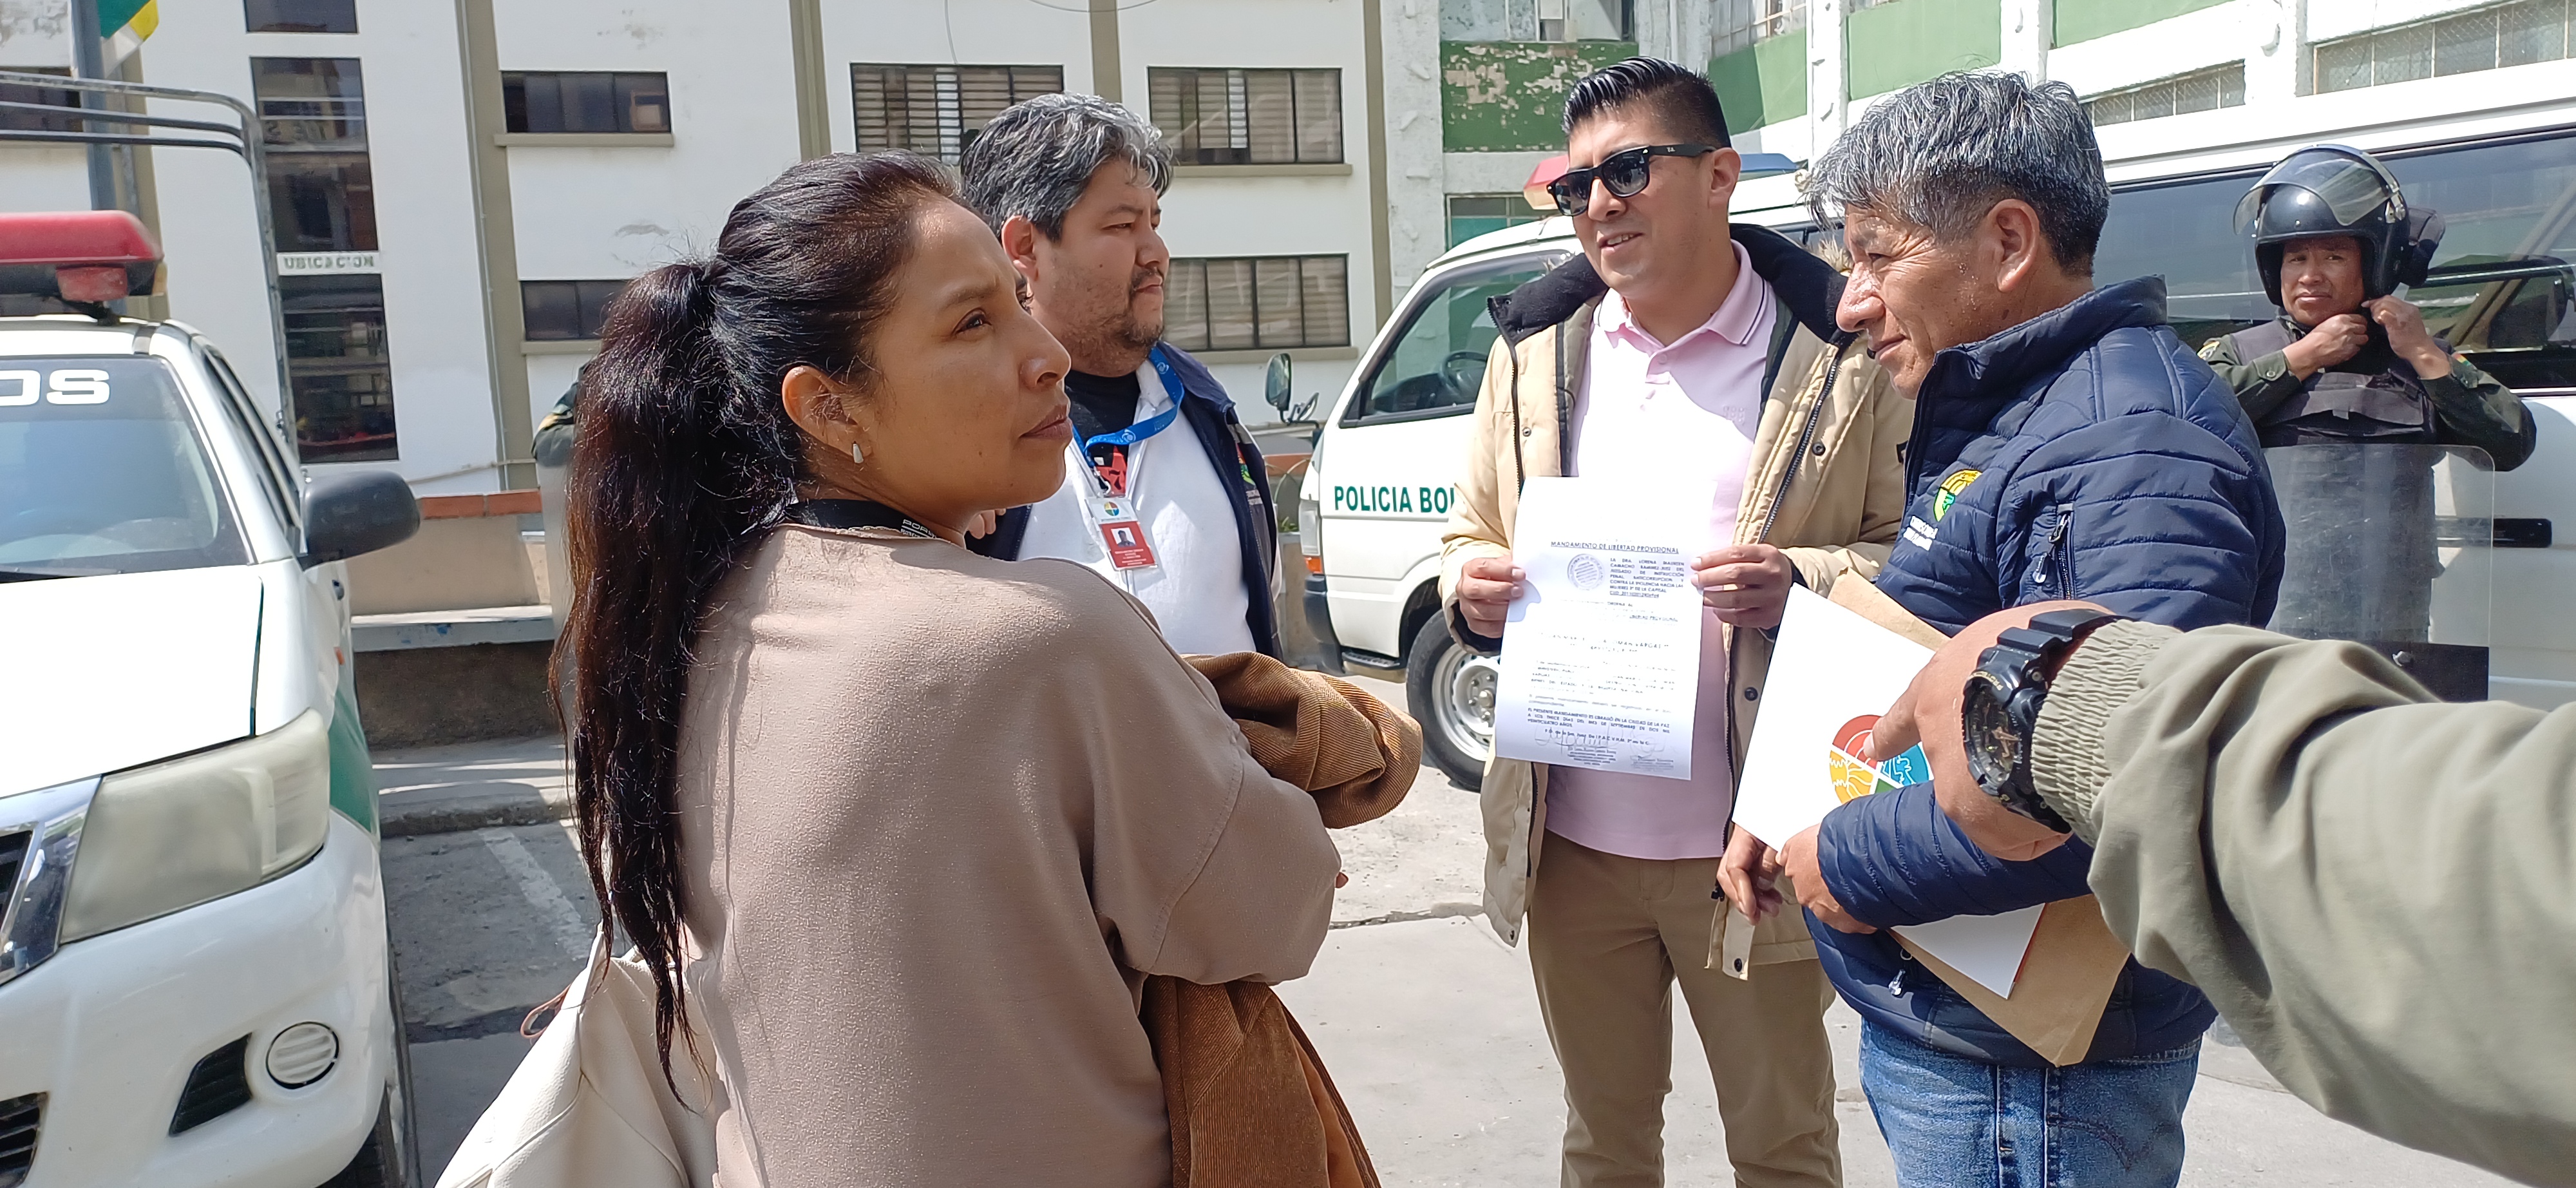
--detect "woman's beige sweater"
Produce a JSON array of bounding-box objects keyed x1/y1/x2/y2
[{"x1": 675, "y1": 524, "x2": 1341, "y2": 1187}]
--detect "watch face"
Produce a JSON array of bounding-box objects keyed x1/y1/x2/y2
[{"x1": 1962, "y1": 672, "x2": 2022, "y2": 793}]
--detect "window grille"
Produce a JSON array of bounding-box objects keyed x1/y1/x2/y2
[
  {"x1": 2317, "y1": 0, "x2": 2574, "y2": 93},
  {"x1": 851, "y1": 63, "x2": 1063, "y2": 163},
  {"x1": 2084, "y1": 63, "x2": 2246, "y2": 126},
  {"x1": 1164, "y1": 255, "x2": 1350, "y2": 352},
  {"x1": 1147, "y1": 68, "x2": 1342, "y2": 166}
]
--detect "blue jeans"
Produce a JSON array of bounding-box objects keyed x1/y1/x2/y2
[{"x1": 1858, "y1": 1019, "x2": 2200, "y2": 1188}]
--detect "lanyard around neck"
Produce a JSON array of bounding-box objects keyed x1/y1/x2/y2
[{"x1": 1079, "y1": 346, "x2": 1186, "y2": 459}]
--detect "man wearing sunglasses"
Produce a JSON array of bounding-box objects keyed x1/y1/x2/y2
[{"x1": 1439, "y1": 57, "x2": 1912, "y2": 1188}]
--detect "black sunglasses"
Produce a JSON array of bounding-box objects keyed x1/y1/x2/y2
[{"x1": 1547, "y1": 143, "x2": 1717, "y2": 215}]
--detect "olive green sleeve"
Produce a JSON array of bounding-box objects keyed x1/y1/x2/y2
[
  {"x1": 2195, "y1": 337, "x2": 2306, "y2": 421},
  {"x1": 2029, "y1": 624, "x2": 2576, "y2": 1184},
  {"x1": 2422, "y1": 356, "x2": 2538, "y2": 470}
]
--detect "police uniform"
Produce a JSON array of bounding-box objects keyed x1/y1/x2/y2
[
  {"x1": 2199, "y1": 317, "x2": 2532, "y2": 466},
  {"x1": 2201, "y1": 145, "x2": 2537, "y2": 667},
  {"x1": 2198, "y1": 144, "x2": 2535, "y2": 468}
]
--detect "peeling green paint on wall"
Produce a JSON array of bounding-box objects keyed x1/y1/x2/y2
[
  {"x1": 1845, "y1": 0, "x2": 2001, "y2": 101},
  {"x1": 2052, "y1": 0, "x2": 2230, "y2": 47},
  {"x1": 1441, "y1": 40, "x2": 1640, "y2": 153},
  {"x1": 1709, "y1": 32, "x2": 1807, "y2": 137}
]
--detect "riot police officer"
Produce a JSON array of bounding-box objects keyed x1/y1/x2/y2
[
  {"x1": 2199, "y1": 144, "x2": 2534, "y2": 466},
  {"x1": 2199, "y1": 144, "x2": 2537, "y2": 695}
]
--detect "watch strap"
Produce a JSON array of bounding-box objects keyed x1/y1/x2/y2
[{"x1": 2027, "y1": 618, "x2": 2177, "y2": 839}]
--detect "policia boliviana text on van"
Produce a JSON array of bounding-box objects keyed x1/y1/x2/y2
[
  {"x1": 0, "y1": 212, "x2": 424, "y2": 1187},
  {"x1": 1299, "y1": 114, "x2": 2576, "y2": 789}
]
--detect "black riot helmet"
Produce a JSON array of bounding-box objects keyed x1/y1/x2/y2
[{"x1": 2237, "y1": 144, "x2": 2445, "y2": 307}]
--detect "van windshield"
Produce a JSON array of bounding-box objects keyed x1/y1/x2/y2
[
  {"x1": 0, "y1": 356, "x2": 250, "y2": 579},
  {"x1": 1350, "y1": 253, "x2": 1565, "y2": 423}
]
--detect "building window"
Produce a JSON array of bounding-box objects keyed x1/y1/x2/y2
[
  {"x1": 522, "y1": 280, "x2": 629, "y2": 341},
  {"x1": 1446, "y1": 195, "x2": 1549, "y2": 247},
  {"x1": 1440, "y1": 0, "x2": 1632, "y2": 41},
  {"x1": 2084, "y1": 63, "x2": 2246, "y2": 126},
  {"x1": 1714, "y1": 0, "x2": 1805, "y2": 57},
  {"x1": 2316, "y1": 0, "x2": 2574, "y2": 93},
  {"x1": 503, "y1": 72, "x2": 672, "y2": 135},
  {"x1": 253, "y1": 57, "x2": 377, "y2": 253},
  {"x1": 282, "y1": 274, "x2": 397, "y2": 462},
  {"x1": 0, "y1": 68, "x2": 79, "y2": 132},
  {"x1": 1148, "y1": 68, "x2": 1342, "y2": 166},
  {"x1": 245, "y1": 0, "x2": 357, "y2": 33},
  {"x1": 851, "y1": 64, "x2": 1063, "y2": 164},
  {"x1": 1164, "y1": 255, "x2": 1349, "y2": 352}
]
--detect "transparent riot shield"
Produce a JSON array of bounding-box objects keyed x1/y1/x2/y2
[{"x1": 2264, "y1": 443, "x2": 2493, "y2": 701}]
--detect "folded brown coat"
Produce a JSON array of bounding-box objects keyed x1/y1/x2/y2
[{"x1": 1150, "y1": 655, "x2": 1423, "y2": 1188}]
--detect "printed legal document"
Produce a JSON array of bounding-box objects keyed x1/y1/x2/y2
[{"x1": 1492, "y1": 477, "x2": 1705, "y2": 780}]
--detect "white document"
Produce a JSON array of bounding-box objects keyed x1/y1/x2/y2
[
  {"x1": 1734, "y1": 586, "x2": 2045, "y2": 997},
  {"x1": 1491, "y1": 477, "x2": 1707, "y2": 780},
  {"x1": 1732, "y1": 587, "x2": 1935, "y2": 847},
  {"x1": 1895, "y1": 907, "x2": 2047, "y2": 998}
]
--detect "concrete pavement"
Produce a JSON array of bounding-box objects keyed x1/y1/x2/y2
[
  {"x1": 1297, "y1": 678, "x2": 2510, "y2": 1186},
  {"x1": 377, "y1": 677, "x2": 2511, "y2": 1185}
]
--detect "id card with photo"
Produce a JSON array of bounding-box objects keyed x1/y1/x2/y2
[{"x1": 1088, "y1": 495, "x2": 1159, "y2": 571}]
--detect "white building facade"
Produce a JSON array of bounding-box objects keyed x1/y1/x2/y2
[
  {"x1": 0, "y1": 0, "x2": 1392, "y2": 496},
  {"x1": 10, "y1": 0, "x2": 2576, "y2": 495},
  {"x1": 1386, "y1": 0, "x2": 2576, "y2": 295}
]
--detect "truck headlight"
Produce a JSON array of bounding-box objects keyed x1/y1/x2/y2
[{"x1": 59, "y1": 710, "x2": 331, "y2": 942}]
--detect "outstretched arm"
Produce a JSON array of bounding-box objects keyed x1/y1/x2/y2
[{"x1": 1876, "y1": 606, "x2": 2576, "y2": 1185}]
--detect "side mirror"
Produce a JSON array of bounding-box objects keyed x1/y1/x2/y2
[
  {"x1": 1264, "y1": 352, "x2": 1293, "y2": 414},
  {"x1": 302, "y1": 470, "x2": 421, "y2": 566}
]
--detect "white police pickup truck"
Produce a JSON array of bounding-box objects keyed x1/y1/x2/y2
[
  {"x1": 0, "y1": 213, "x2": 422, "y2": 1187},
  {"x1": 1299, "y1": 148, "x2": 2576, "y2": 789}
]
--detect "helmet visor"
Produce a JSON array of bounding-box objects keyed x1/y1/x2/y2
[{"x1": 2236, "y1": 149, "x2": 2401, "y2": 234}]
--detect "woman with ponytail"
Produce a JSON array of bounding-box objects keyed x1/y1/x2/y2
[{"x1": 561, "y1": 153, "x2": 1347, "y2": 1185}]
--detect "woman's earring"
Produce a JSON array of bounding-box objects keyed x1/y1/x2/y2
[{"x1": 850, "y1": 441, "x2": 866, "y2": 466}]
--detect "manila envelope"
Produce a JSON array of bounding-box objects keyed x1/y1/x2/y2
[{"x1": 1823, "y1": 576, "x2": 2137, "y2": 1067}]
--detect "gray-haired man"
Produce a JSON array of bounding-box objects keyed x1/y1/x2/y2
[
  {"x1": 1718, "y1": 72, "x2": 2284, "y2": 1188},
  {"x1": 959, "y1": 94, "x2": 1280, "y2": 658}
]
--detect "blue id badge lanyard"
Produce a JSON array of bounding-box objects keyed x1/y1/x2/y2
[{"x1": 1079, "y1": 347, "x2": 1183, "y2": 571}]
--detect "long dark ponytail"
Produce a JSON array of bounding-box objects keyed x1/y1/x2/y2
[{"x1": 556, "y1": 152, "x2": 956, "y2": 1082}]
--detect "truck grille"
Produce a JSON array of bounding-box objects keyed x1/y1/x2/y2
[
  {"x1": 170, "y1": 1037, "x2": 252, "y2": 1135},
  {"x1": 0, "y1": 1093, "x2": 40, "y2": 1188}
]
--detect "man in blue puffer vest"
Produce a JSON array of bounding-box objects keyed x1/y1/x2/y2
[{"x1": 1719, "y1": 73, "x2": 2286, "y2": 1188}]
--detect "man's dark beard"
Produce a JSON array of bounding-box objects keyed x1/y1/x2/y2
[
  {"x1": 1110, "y1": 314, "x2": 1163, "y2": 354},
  {"x1": 1115, "y1": 265, "x2": 1166, "y2": 351},
  {"x1": 1068, "y1": 269, "x2": 1163, "y2": 363}
]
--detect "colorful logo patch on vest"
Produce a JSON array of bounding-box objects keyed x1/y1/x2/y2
[{"x1": 1931, "y1": 468, "x2": 1982, "y2": 521}]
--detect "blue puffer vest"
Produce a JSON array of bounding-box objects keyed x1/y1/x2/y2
[{"x1": 1811, "y1": 278, "x2": 2286, "y2": 1067}]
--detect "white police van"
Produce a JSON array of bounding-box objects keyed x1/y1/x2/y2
[
  {"x1": 0, "y1": 213, "x2": 422, "y2": 1187},
  {"x1": 1303, "y1": 117, "x2": 2576, "y2": 789}
]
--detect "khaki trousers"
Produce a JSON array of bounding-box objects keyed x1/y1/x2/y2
[{"x1": 1528, "y1": 830, "x2": 1842, "y2": 1188}]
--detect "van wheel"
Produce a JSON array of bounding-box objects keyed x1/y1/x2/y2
[{"x1": 1406, "y1": 615, "x2": 1495, "y2": 790}]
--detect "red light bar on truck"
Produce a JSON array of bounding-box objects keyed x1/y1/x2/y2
[{"x1": 0, "y1": 210, "x2": 162, "y2": 302}]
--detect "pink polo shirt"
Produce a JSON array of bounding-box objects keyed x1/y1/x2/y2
[{"x1": 1547, "y1": 242, "x2": 1776, "y2": 861}]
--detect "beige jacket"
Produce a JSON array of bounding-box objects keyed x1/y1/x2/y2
[
  {"x1": 1436, "y1": 235, "x2": 1913, "y2": 952},
  {"x1": 675, "y1": 524, "x2": 1341, "y2": 1187},
  {"x1": 2032, "y1": 621, "x2": 2576, "y2": 1186}
]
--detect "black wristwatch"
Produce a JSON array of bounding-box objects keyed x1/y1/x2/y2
[{"x1": 1961, "y1": 609, "x2": 2123, "y2": 833}]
